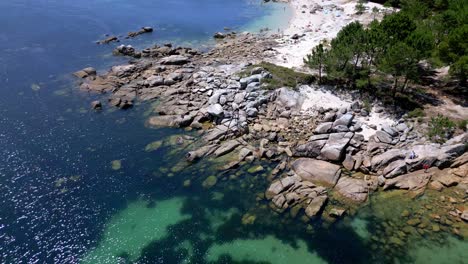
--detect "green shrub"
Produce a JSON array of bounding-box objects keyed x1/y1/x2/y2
[
  {"x1": 355, "y1": 78, "x2": 368, "y2": 90},
  {"x1": 363, "y1": 98, "x2": 371, "y2": 112},
  {"x1": 457, "y1": 120, "x2": 467, "y2": 131},
  {"x1": 407, "y1": 108, "x2": 425, "y2": 118},
  {"x1": 355, "y1": 1, "x2": 366, "y2": 14},
  {"x1": 244, "y1": 62, "x2": 314, "y2": 90},
  {"x1": 427, "y1": 114, "x2": 455, "y2": 143}
]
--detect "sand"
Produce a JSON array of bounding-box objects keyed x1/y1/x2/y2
[
  {"x1": 269, "y1": 0, "x2": 394, "y2": 70},
  {"x1": 299, "y1": 85, "x2": 351, "y2": 111},
  {"x1": 297, "y1": 85, "x2": 396, "y2": 140}
]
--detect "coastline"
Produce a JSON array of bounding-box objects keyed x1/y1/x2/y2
[
  {"x1": 72, "y1": 2, "x2": 468, "y2": 260},
  {"x1": 269, "y1": 0, "x2": 394, "y2": 69}
]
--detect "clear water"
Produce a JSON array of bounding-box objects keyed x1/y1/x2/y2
[{"x1": 0, "y1": 0, "x2": 466, "y2": 263}]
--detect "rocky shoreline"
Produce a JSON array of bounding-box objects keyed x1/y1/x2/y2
[{"x1": 73, "y1": 16, "x2": 467, "y2": 239}]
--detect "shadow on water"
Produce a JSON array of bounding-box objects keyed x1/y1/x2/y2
[
  {"x1": 108, "y1": 159, "x2": 374, "y2": 264},
  {"x1": 78, "y1": 134, "x2": 467, "y2": 264}
]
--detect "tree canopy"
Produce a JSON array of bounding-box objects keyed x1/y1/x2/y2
[{"x1": 305, "y1": 0, "x2": 468, "y2": 92}]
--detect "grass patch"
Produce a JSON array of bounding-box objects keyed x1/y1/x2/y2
[
  {"x1": 242, "y1": 62, "x2": 314, "y2": 90},
  {"x1": 363, "y1": 98, "x2": 371, "y2": 112},
  {"x1": 407, "y1": 108, "x2": 425, "y2": 118},
  {"x1": 427, "y1": 114, "x2": 455, "y2": 143},
  {"x1": 457, "y1": 120, "x2": 467, "y2": 131}
]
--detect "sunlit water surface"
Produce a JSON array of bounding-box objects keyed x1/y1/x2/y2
[{"x1": 0, "y1": 0, "x2": 466, "y2": 263}]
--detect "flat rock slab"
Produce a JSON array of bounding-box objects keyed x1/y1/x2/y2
[
  {"x1": 147, "y1": 115, "x2": 180, "y2": 127},
  {"x1": 160, "y1": 55, "x2": 190, "y2": 65},
  {"x1": 213, "y1": 140, "x2": 241, "y2": 157},
  {"x1": 375, "y1": 130, "x2": 393, "y2": 144},
  {"x1": 292, "y1": 158, "x2": 341, "y2": 186},
  {"x1": 334, "y1": 176, "x2": 368, "y2": 203},
  {"x1": 203, "y1": 125, "x2": 229, "y2": 141},
  {"x1": 383, "y1": 169, "x2": 432, "y2": 191},
  {"x1": 371, "y1": 149, "x2": 406, "y2": 171}
]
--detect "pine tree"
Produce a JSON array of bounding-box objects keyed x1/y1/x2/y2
[{"x1": 304, "y1": 44, "x2": 327, "y2": 83}]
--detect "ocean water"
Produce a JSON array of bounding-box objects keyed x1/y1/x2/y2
[{"x1": 0, "y1": 0, "x2": 467, "y2": 263}]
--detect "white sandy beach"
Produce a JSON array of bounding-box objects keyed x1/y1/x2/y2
[{"x1": 270, "y1": 0, "x2": 393, "y2": 70}]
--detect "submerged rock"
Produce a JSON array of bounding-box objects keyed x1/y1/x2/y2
[
  {"x1": 241, "y1": 213, "x2": 256, "y2": 225},
  {"x1": 91, "y1": 100, "x2": 102, "y2": 110},
  {"x1": 248, "y1": 165, "x2": 264, "y2": 174},
  {"x1": 111, "y1": 160, "x2": 122, "y2": 170},
  {"x1": 98, "y1": 35, "x2": 118, "y2": 44},
  {"x1": 202, "y1": 175, "x2": 218, "y2": 188},
  {"x1": 145, "y1": 140, "x2": 163, "y2": 152},
  {"x1": 147, "y1": 115, "x2": 193, "y2": 128},
  {"x1": 74, "y1": 67, "x2": 97, "y2": 78},
  {"x1": 127, "y1": 26, "x2": 153, "y2": 38},
  {"x1": 186, "y1": 144, "x2": 219, "y2": 162}
]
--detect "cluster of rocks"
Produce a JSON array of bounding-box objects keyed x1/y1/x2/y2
[
  {"x1": 74, "y1": 45, "x2": 202, "y2": 109},
  {"x1": 266, "y1": 174, "x2": 328, "y2": 218},
  {"x1": 213, "y1": 32, "x2": 236, "y2": 39},
  {"x1": 264, "y1": 103, "x2": 467, "y2": 220},
  {"x1": 113, "y1": 42, "x2": 199, "y2": 59},
  {"x1": 97, "y1": 26, "x2": 153, "y2": 44},
  {"x1": 75, "y1": 30, "x2": 467, "y2": 226},
  {"x1": 126, "y1": 26, "x2": 153, "y2": 38}
]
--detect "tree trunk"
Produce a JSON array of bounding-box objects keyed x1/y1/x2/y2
[
  {"x1": 401, "y1": 76, "x2": 409, "y2": 93},
  {"x1": 318, "y1": 63, "x2": 322, "y2": 84},
  {"x1": 392, "y1": 77, "x2": 398, "y2": 99}
]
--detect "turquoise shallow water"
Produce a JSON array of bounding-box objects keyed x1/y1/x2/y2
[{"x1": 0, "y1": 0, "x2": 466, "y2": 263}]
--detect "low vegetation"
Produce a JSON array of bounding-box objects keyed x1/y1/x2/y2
[
  {"x1": 244, "y1": 62, "x2": 314, "y2": 90},
  {"x1": 427, "y1": 114, "x2": 455, "y2": 143},
  {"x1": 457, "y1": 119, "x2": 467, "y2": 131},
  {"x1": 407, "y1": 108, "x2": 425, "y2": 118}
]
